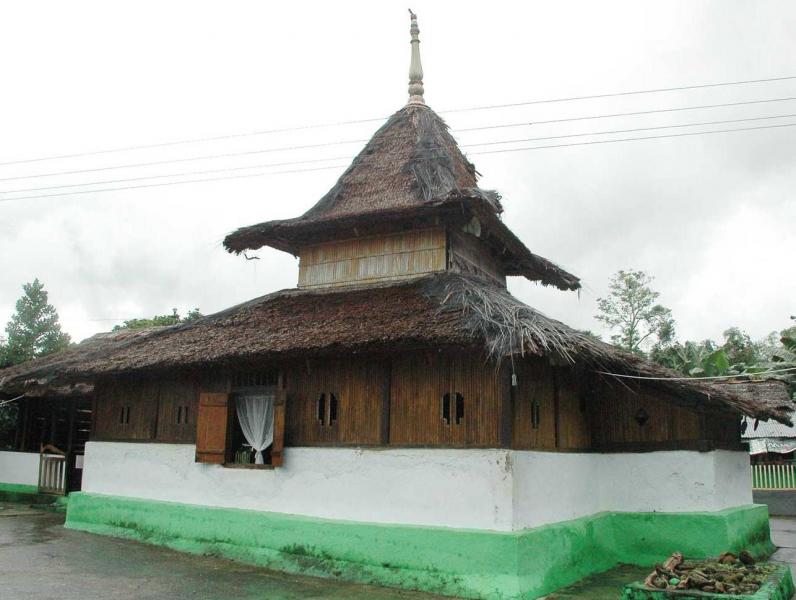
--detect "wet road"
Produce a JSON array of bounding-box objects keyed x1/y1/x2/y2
[{"x1": 0, "y1": 503, "x2": 451, "y2": 600}]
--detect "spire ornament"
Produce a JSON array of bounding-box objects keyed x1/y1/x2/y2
[{"x1": 407, "y1": 9, "x2": 425, "y2": 105}]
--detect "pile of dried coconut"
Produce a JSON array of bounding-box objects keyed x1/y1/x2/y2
[{"x1": 642, "y1": 551, "x2": 776, "y2": 595}]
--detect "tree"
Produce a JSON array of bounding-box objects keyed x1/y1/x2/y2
[
  {"x1": 770, "y1": 316, "x2": 796, "y2": 400},
  {"x1": 4, "y1": 279, "x2": 71, "y2": 366},
  {"x1": 721, "y1": 327, "x2": 766, "y2": 369},
  {"x1": 112, "y1": 308, "x2": 203, "y2": 331},
  {"x1": 595, "y1": 270, "x2": 675, "y2": 355}
]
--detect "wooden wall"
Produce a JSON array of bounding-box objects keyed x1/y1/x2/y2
[
  {"x1": 588, "y1": 379, "x2": 742, "y2": 450},
  {"x1": 510, "y1": 360, "x2": 591, "y2": 450},
  {"x1": 389, "y1": 352, "x2": 507, "y2": 447},
  {"x1": 284, "y1": 359, "x2": 387, "y2": 446},
  {"x1": 447, "y1": 230, "x2": 506, "y2": 286},
  {"x1": 93, "y1": 376, "x2": 198, "y2": 443},
  {"x1": 89, "y1": 353, "x2": 740, "y2": 452},
  {"x1": 298, "y1": 228, "x2": 446, "y2": 289}
]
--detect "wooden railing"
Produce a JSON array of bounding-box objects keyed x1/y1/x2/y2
[
  {"x1": 752, "y1": 463, "x2": 796, "y2": 490},
  {"x1": 38, "y1": 445, "x2": 67, "y2": 495}
]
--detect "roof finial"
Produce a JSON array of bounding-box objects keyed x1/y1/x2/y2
[{"x1": 407, "y1": 9, "x2": 425, "y2": 105}]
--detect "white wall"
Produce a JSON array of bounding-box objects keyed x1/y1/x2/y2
[
  {"x1": 82, "y1": 442, "x2": 753, "y2": 532},
  {"x1": 83, "y1": 443, "x2": 515, "y2": 531},
  {"x1": 511, "y1": 450, "x2": 754, "y2": 529},
  {"x1": 0, "y1": 451, "x2": 40, "y2": 486}
]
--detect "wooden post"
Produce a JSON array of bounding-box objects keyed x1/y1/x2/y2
[
  {"x1": 271, "y1": 371, "x2": 287, "y2": 467},
  {"x1": 499, "y1": 363, "x2": 513, "y2": 448},
  {"x1": 65, "y1": 398, "x2": 76, "y2": 492},
  {"x1": 552, "y1": 368, "x2": 561, "y2": 449},
  {"x1": 380, "y1": 361, "x2": 391, "y2": 445}
]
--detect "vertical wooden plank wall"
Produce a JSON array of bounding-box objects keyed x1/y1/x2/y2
[
  {"x1": 447, "y1": 229, "x2": 507, "y2": 286},
  {"x1": 510, "y1": 360, "x2": 591, "y2": 450},
  {"x1": 94, "y1": 377, "x2": 198, "y2": 442},
  {"x1": 389, "y1": 352, "x2": 503, "y2": 447},
  {"x1": 589, "y1": 380, "x2": 708, "y2": 449},
  {"x1": 297, "y1": 228, "x2": 446, "y2": 288},
  {"x1": 285, "y1": 359, "x2": 387, "y2": 445}
]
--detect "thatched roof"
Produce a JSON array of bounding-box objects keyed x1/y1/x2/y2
[
  {"x1": 0, "y1": 273, "x2": 789, "y2": 423},
  {"x1": 0, "y1": 328, "x2": 162, "y2": 398},
  {"x1": 223, "y1": 104, "x2": 580, "y2": 291}
]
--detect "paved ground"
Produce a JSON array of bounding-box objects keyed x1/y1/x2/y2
[
  {"x1": 0, "y1": 503, "x2": 450, "y2": 600},
  {"x1": 541, "y1": 565, "x2": 650, "y2": 599},
  {"x1": 542, "y1": 518, "x2": 796, "y2": 599},
  {"x1": 3, "y1": 503, "x2": 795, "y2": 600},
  {"x1": 770, "y1": 516, "x2": 796, "y2": 579}
]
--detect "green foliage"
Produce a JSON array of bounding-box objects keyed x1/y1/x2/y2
[
  {"x1": 112, "y1": 308, "x2": 203, "y2": 331},
  {"x1": 0, "y1": 402, "x2": 18, "y2": 450},
  {"x1": 0, "y1": 279, "x2": 71, "y2": 448},
  {"x1": 770, "y1": 316, "x2": 796, "y2": 400},
  {"x1": 3, "y1": 279, "x2": 71, "y2": 366},
  {"x1": 650, "y1": 317, "x2": 796, "y2": 396},
  {"x1": 595, "y1": 270, "x2": 675, "y2": 354}
]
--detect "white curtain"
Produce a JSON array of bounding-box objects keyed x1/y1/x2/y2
[{"x1": 236, "y1": 392, "x2": 275, "y2": 464}]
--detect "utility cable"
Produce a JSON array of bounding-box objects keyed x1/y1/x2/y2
[
  {"x1": 2, "y1": 75, "x2": 795, "y2": 167},
  {"x1": 3, "y1": 113, "x2": 796, "y2": 196},
  {"x1": 2, "y1": 121, "x2": 795, "y2": 203},
  {"x1": 3, "y1": 96, "x2": 796, "y2": 184}
]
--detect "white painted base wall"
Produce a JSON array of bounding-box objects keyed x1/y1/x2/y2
[
  {"x1": 0, "y1": 451, "x2": 40, "y2": 487},
  {"x1": 82, "y1": 442, "x2": 752, "y2": 532}
]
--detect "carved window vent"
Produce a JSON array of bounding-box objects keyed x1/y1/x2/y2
[
  {"x1": 316, "y1": 392, "x2": 338, "y2": 426},
  {"x1": 442, "y1": 392, "x2": 465, "y2": 426},
  {"x1": 634, "y1": 407, "x2": 650, "y2": 427}
]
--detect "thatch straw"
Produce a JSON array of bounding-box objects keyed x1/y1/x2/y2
[
  {"x1": 222, "y1": 104, "x2": 579, "y2": 291},
  {"x1": 0, "y1": 273, "x2": 789, "y2": 423}
]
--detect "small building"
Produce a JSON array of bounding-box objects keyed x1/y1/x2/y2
[
  {"x1": 0, "y1": 329, "x2": 159, "y2": 497},
  {"x1": 0, "y1": 14, "x2": 792, "y2": 600},
  {"x1": 736, "y1": 380, "x2": 796, "y2": 461}
]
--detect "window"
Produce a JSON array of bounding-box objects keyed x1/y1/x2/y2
[
  {"x1": 329, "y1": 393, "x2": 338, "y2": 425},
  {"x1": 226, "y1": 370, "x2": 279, "y2": 467},
  {"x1": 531, "y1": 400, "x2": 540, "y2": 429},
  {"x1": 316, "y1": 391, "x2": 338, "y2": 426},
  {"x1": 442, "y1": 392, "x2": 464, "y2": 426},
  {"x1": 119, "y1": 406, "x2": 131, "y2": 425},
  {"x1": 175, "y1": 405, "x2": 189, "y2": 425}
]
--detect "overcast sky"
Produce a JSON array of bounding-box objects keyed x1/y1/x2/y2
[{"x1": 1, "y1": 1, "x2": 794, "y2": 347}]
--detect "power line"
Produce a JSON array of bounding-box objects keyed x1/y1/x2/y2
[
  {"x1": 2, "y1": 122, "x2": 794, "y2": 204},
  {"x1": 471, "y1": 122, "x2": 796, "y2": 156},
  {"x1": 457, "y1": 96, "x2": 796, "y2": 132},
  {"x1": 4, "y1": 95, "x2": 796, "y2": 184},
  {"x1": 442, "y1": 75, "x2": 796, "y2": 114},
  {"x1": 0, "y1": 156, "x2": 352, "y2": 194},
  {"x1": 596, "y1": 365, "x2": 796, "y2": 381},
  {"x1": 0, "y1": 143, "x2": 359, "y2": 183},
  {"x1": 4, "y1": 113, "x2": 796, "y2": 196},
  {"x1": 0, "y1": 164, "x2": 350, "y2": 204},
  {"x1": 462, "y1": 113, "x2": 796, "y2": 148},
  {"x1": 2, "y1": 75, "x2": 795, "y2": 167}
]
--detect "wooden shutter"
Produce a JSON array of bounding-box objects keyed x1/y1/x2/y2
[
  {"x1": 271, "y1": 375, "x2": 287, "y2": 467},
  {"x1": 195, "y1": 392, "x2": 229, "y2": 464}
]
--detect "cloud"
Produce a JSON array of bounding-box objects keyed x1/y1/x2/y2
[{"x1": 1, "y1": 0, "x2": 794, "y2": 348}]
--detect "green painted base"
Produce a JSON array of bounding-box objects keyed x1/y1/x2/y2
[
  {"x1": 622, "y1": 564, "x2": 794, "y2": 600},
  {"x1": 0, "y1": 483, "x2": 69, "y2": 509},
  {"x1": 65, "y1": 493, "x2": 775, "y2": 600},
  {"x1": 0, "y1": 482, "x2": 55, "y2": 504}
]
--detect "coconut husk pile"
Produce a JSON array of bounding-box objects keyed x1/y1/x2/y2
[{"x1": 642, "y1": 551, "x2": 776, "y2": 595}]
